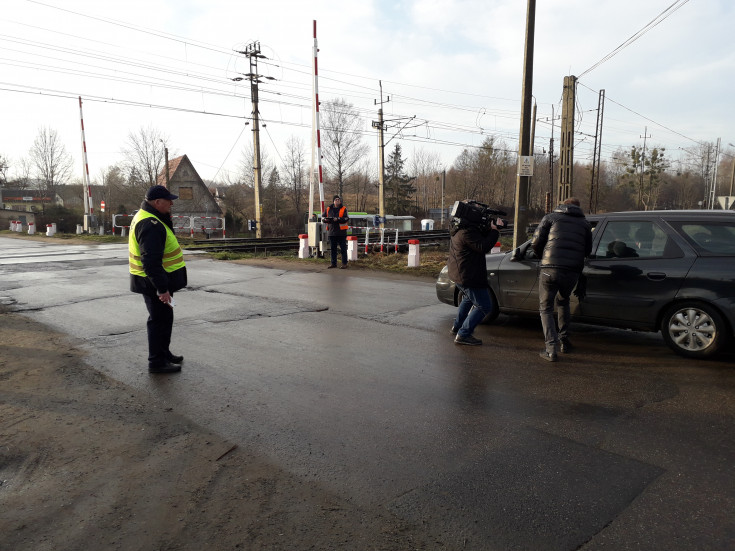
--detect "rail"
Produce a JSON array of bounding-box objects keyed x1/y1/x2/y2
[{"x1": 183, "y1": 225, "x2": 514, "y2": 255}]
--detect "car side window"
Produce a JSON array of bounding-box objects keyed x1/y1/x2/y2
[
  {"x1": 676, "y1": 222, "x2": 735, "y2": 256},
  {"x1": 593, "y1": 221, "x2": 678, "y2": 259}
]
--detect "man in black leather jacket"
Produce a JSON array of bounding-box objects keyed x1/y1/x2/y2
[
  {"x1": 447, "y1": 208, "x2": 503, "y2": 346},
  {"x1": 530, "y1": 197, "x2": 592, "y2": 362}
]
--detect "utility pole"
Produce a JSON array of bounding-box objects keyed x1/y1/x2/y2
[
  {"x1": 163, "y1": 144, "x2": 170, "y2": 187},
  {"x1": 709, "y1": 137, "x2": 721, "y2": 209},
  {"x1": 234, "y1": 41, "x2": 272, "y2": 239},
  {"x1": 557, "y1": 75, "x2": 576, "y2": 204},
  {"x1": 589, "y1": 89, "x2": 605, "y2": 214},
  {"x1": 547, "y1": 104, "x2": 554, "y2": 213},
  {"x1": 512, "y1": 0, "x2": 536, "y2": 249},
  {"x1": 440, "y1": 169, "x2": 446, "y2": 228},
  {"x1": 528, "y1": 101, "x2": 537, "y2": 206},
  {"x1": 372, "y1": 81, "x2": 389, "y2": 228}
]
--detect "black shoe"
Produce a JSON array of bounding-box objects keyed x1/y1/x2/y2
[
  {"x1": 450, "y1": 325, "x2": 459, "y2": 334},
  {"x1": 149, "y1": 362, "x2": 182, "y2": 374},
  {"x1": 539, "y1": 350, "x2": 558, "y2": 362},
  {"x1": 167, "y1": 352, "x2": 184, "y2": 364},
  {"x1": 327, "y1": 264, "x2": 338, "y2": 269},
  {"x1": 454, "y1": 334, "x2": 482, "y2": 346},
  {"x1": 560, "y1": 338, "x2": 573, "y2": 353},
  {"x1": 339, "y1": 264, "x2": 348, "y2": 269}
]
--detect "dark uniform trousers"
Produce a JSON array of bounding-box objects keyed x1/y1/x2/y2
[{"x1": 143, "y1": 293, "x2": 174, "y2": 366}]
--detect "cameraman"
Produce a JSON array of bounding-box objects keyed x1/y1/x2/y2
[
  {"x1": 322, "y1": 195, "x2": 350, "y2": 269},
  {"x1": 447, "y1": 201, "x2": 503, "y2": 346}
]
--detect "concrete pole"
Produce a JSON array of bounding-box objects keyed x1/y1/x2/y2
[
  {"x1": 512, "y1": 0, "x2": 536, "y2": 249},
  {"x1": 164, "y1": 146, "x2": 170, "y2": 187},
  {"x1": 440, "y1": 169, "x2": 446, "y2": 228},
  {"x1": 377, "y1": 107, "x2": 386, "y2": 227},
  {"x1": 248, "y1": 44, "x2": 263, "y2": 239}
]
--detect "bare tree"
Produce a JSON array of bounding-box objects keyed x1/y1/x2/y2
[
  {"x1": 13, "y1": 158, "x2": 34, "y2": 191},
  {"x1": 122, "y1": 126, "x2": 169, "y2": 192},
  {"x1": 351, "y1": 158, "x2": 377, "y2": 212},
  {"x1": 0, "y1": 154, "x2": 8, "y2": 187},
  {"x1": 282, "y1": 136, "x2": 307, "y2": 215},
  {"x1": 449, "y1": 149, "x2": 481, "y2": 201},
  {"x1": 321, "y1": 98, "x2": 369, "y2": 197},
  {"x1": 29, "y1": 127, "x2": 75, "y2": 207},
  {"x1": 239, "y1": 142, "x2": 272, "y2": 189},
  {"x1": 408, "y1": 147, "x2": 443, "y2": 212},
  {"x1": 98, "y1": 164, "x2": 129, "y2": 213}
]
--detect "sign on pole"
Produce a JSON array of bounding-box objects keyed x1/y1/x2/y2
[{"x1": 518, "y1": 156, "x2": 534, "y2": 177}]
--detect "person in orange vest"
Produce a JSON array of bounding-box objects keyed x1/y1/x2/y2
[
  {"x1": 322, "y1": 195, "x2": 350, "y2": 269},
  {"x1": 129, "y1": 185, "x2": 188, "y2": 373}
]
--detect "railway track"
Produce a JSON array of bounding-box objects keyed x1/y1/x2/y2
[
  {"x1": 184, "y1": 230, "x2": 452, "y2": 254},
  {"x1": 183, "y1": 227, "x2": 513, "y2": 254}
]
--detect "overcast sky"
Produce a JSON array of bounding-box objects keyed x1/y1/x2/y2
[{"x1": 1, "y1": 0, "x2": 732, "y2": 189}]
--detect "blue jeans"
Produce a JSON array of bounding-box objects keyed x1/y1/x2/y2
[
  {"x1": 454, "y1": 285, "x2": 494, "y2": 338},
  {"x1": 538, "y1": 268, "x2": 579, "y2": 352}
]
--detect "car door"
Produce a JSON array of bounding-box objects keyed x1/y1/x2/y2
[
  {"x1": 495, "y1": 241, "x2": 540, "y2": 312},
  {"x1": 579, "y1": 219, "x2": 695, "y2": 329}
]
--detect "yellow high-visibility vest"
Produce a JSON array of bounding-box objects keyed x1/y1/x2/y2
[{"x1": 129, "y1": 210, "x2": 185, "y2": 276}]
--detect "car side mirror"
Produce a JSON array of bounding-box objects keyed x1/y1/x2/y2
[{"x1": 510, "y1": 247, "x2": 522, "y2": 261}]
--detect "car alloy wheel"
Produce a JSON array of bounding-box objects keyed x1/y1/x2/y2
[{"x1": 661, "y1": 301, "x2": 726, "y2": 358}]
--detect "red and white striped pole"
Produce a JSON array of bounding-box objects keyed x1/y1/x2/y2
[
  {"x1": 78, "y1": 96, "x2": 94, "y2": 230},
  {"x1": 313, "y1": 20, "x2": 325, "y2": 216}
]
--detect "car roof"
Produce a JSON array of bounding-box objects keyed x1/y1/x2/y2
[{"x1": 587, "y1": 210, "x2": 735, "y2": 222}]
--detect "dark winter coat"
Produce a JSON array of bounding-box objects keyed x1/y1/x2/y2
[
  {"x1": 322, "y1": 205, "x2": 350, "y2": 237},
  {"x1": 129, "y1": 201, "x2": 188, "y2": 296},
  {"x1": 530, "y1": 203, "x2": 592, "y2": 272},
  {"x1": 447, "y1": 224, "x2": 499, "y2": 288}
]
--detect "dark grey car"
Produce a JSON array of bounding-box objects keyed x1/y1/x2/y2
[{"x1": 436, "y1": 210, "x2": 735, "y2": 358}]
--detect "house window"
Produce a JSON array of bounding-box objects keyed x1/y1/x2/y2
[{"x1": 178, "y1": 187, "x2": 193, "y2": 200}]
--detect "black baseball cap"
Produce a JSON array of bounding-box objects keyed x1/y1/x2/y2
[{"x1": 146, "y1": 185, "x2": 178, "y2": 201}]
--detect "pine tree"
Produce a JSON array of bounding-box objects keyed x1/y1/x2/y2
[{"x1": 384, "y1": 143, "x2": 416, "y2": 215}]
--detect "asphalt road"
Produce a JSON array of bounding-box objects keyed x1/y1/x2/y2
[{"x1": 1, "y1": 236, "x2": 734, "y2": 550}]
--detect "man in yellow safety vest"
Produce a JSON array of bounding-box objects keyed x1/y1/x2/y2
[{"x1": 129, "y1": 185, "x2": 188, "y2": 373}]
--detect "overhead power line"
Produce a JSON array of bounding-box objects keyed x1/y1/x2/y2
[{"x1": 578, "y1": 0, "x2": 691, "y2": 78}]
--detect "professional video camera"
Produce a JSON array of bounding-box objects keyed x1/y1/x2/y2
[{"x1": 450, "y1": 200, "x2": 507, "y2": 231}]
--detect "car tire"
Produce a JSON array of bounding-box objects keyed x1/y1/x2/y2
[{"x1": 661, "y1": 301, "x2": 727, "y2": 358}]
